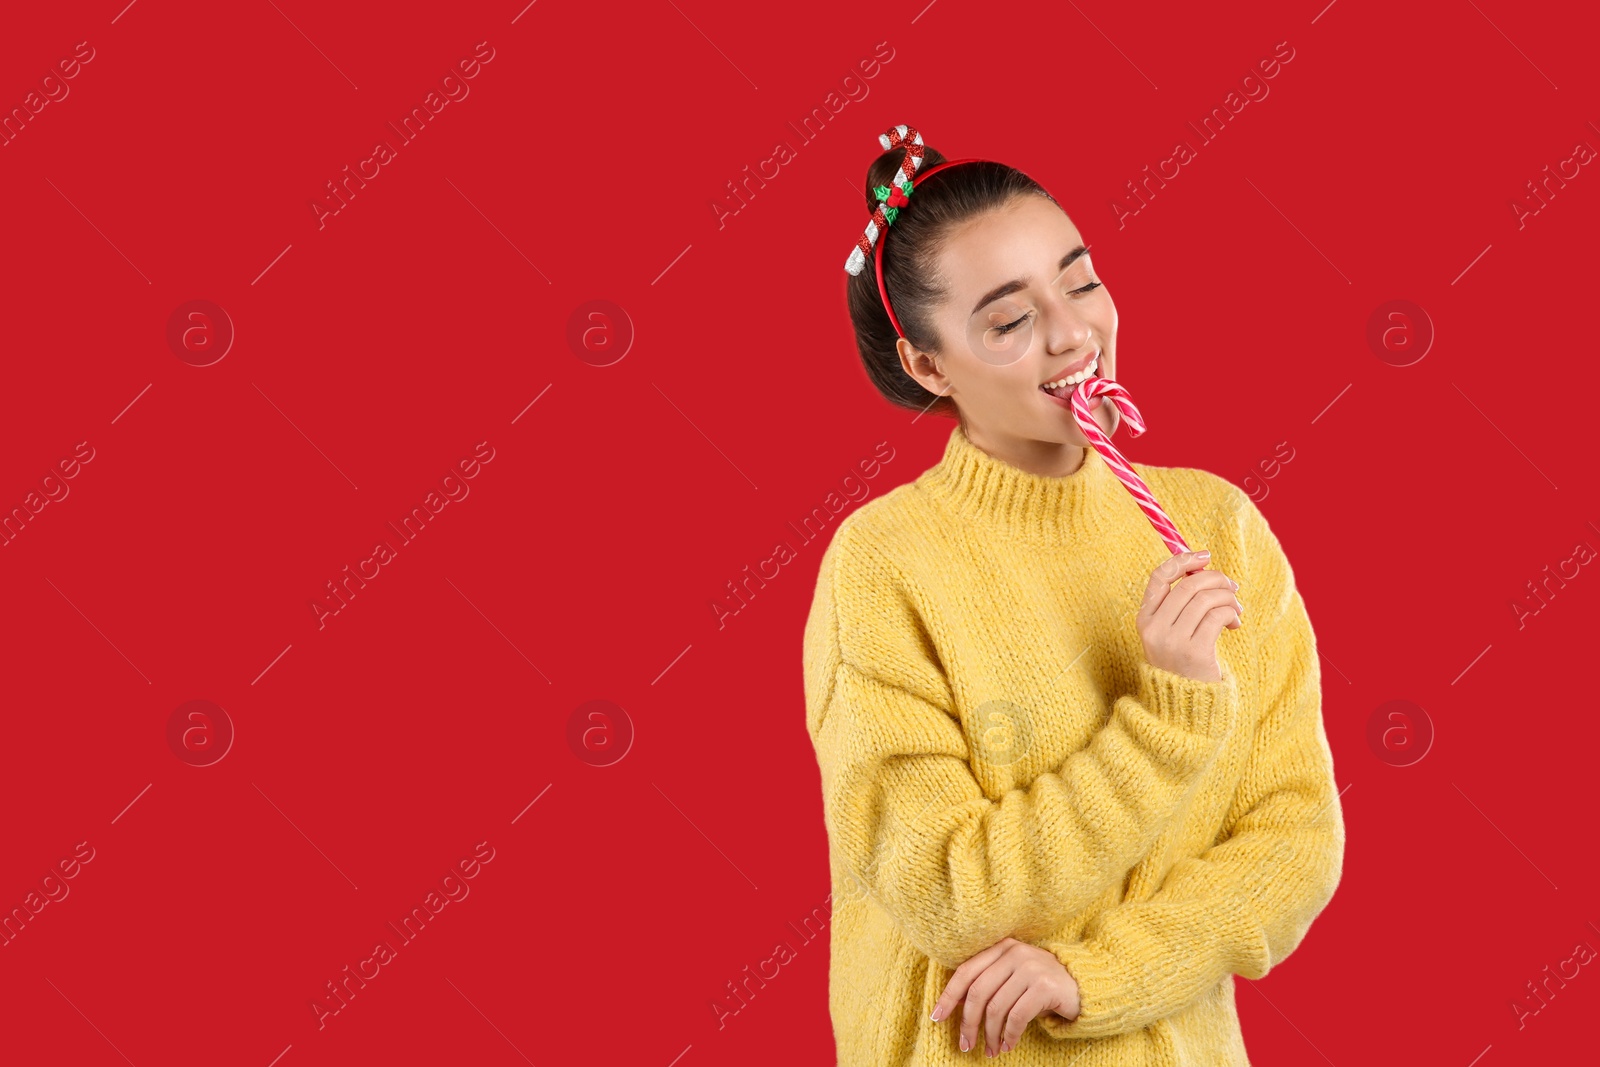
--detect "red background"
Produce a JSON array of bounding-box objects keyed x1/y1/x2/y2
[{"x1": 3, "y1": 1, "x2": 1598, "y2": 1064}]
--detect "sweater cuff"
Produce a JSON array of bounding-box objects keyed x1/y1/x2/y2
[
  {"x1": 1033, "y1": 939, "x2": 1126, "y2": 1040},
  {"x1": 1134, "y1": 659, "x2": 1237, "y2": 738}
]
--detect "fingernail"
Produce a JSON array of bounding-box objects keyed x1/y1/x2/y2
[
  {"x1": 960, "y1": 1036, "x2": 969, "y2": 1052},
  {"x1": 1195, "y1": 550, "x2": 1211, "y2": 560},
  {"x1": 1229, "y1": 579, "x2": 1238, "y2": 589}
]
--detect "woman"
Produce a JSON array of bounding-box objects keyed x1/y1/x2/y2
[{"x1": 803, "y1": 127, "x2": 1345, "y2": 1065}]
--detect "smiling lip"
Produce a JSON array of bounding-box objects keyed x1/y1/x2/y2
[
  {"x1": 1041, "y1": 348, "x2": 1101, "y2": 386},
  {"x1": 1039, "y1": 347, "x2": 1107, "y2": 413}
]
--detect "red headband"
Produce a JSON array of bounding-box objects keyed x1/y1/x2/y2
[{"x1": 873, "y1": 157, "x2": 986, "y2": 340}]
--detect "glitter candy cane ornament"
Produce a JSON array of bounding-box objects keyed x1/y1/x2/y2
[{"x1": 844, "y1": 125, "x2": 928, "y2": 278}]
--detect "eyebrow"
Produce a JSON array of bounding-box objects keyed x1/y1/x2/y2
[{"x1": 970, "y1": 245, "x2": 1092, "y2": 317}]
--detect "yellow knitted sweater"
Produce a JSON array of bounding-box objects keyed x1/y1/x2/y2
[{"x1": 802, "y1": 424, "x2": 1344, "y2": 1066}]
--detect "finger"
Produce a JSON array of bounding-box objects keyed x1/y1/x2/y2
[
  {"x1": 1213, "y1": 573, "x2": 1244, "y2": 630},
  {"x1": 961, "y1": 955, "x2": 1017, "y2": 1054},
  {"x1": 1153, "y1": 570, "x2": 1234, "y2": 633},
  {"x1": 933, "y1": 939, "x2": 1015, "y2": 1023},
  {"x1": 1194, "y1": 603, "x2": 1237, "y2": 649},
  {"x1": 1174, "y1": 586, "x2": 1241, "y2": 640},
  {"x1": 1140, "y1": 551, "x2": 1212, "y2": 622},
  {"x1": 985, "y1": 967, "x2": 1033, "y2": 1056},
  {"x1": 999, "y1": 981, "x2": 1059, "y2": 1054}
]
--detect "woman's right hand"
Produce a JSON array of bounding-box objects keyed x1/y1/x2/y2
[{"x1": 1135, "y1": 550, "x2": 1243, "y2": 683}]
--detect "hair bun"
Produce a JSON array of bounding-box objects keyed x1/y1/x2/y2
[{"x1": 865, "y1": 144, "x2": 947, "y2": 214}]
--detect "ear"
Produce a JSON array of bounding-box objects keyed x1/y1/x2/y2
[{"x1": 897, "y1": 337, "x2": 949, "y2": 398}]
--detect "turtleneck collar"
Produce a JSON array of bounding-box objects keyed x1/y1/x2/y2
[{"x1": 915, "y1": 424, "x2": 1125, "y2": 546}]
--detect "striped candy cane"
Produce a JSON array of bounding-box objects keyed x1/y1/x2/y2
[
  {"x1": 1069, "y1": 377, "x2": 1191, "y2": 555},
  {"x1": 844, "y1": 125, "x2": 927, "y2": 276}
]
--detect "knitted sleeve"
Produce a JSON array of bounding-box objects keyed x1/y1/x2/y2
[
  {"x1": 1033, "y1": 496, "x2": 1346, "y2": 1041},
  {"x1": 804, "y1": 518, "x2": 1242, "y2": 973}
]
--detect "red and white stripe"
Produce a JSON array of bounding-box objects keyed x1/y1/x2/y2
[
  {"x1": 1069, "y1": 376, "x2": 1191, "y2": 555},
  {"x1": 844, "y1": 125, "x2": 927, "y2": 276}
]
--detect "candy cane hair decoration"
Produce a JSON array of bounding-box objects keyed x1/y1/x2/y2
[
  {"x1": 843, "y1": 125, "x2": 984, "y2": 342},
  {"x1": 842, "y1": 125, "x2": 926, "y2": 278}
]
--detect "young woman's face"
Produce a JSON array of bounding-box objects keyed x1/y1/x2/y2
[{"x1": 899, "y1": 195, "x2": 1118, "y2": 449}]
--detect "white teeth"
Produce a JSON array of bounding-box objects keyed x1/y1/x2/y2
[{"x1": 1041, "y1": 353, "x2": 1099, "y2": 391}]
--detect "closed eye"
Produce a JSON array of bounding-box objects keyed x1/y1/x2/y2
[{"x1": 991, "y1": 281, "x2": 1103, "y2": 335}]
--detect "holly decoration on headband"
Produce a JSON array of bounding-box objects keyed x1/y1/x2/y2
[{"x1": 873, "y1": 180, "x2": 914, "y2": 225}]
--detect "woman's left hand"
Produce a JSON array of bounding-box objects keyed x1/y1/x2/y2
[{"x1": 930, "y1": 937, "x2": 1080, "y2": 1056}]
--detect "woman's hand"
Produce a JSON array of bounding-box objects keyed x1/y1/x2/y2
[
  {"x1": 930, "y1": 937, "x2": 1080, "y2": 1056},
  {"x1": 1137, "y1": 549, "x2": 1244, "y2": 683}
]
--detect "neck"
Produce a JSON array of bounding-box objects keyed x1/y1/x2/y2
[
  {"x1": 962, "y1": 422, "x2": 1091, "y2": 478},
  {"x1": 916, "y1": 423, "x2": 1122, "y2": 546}
]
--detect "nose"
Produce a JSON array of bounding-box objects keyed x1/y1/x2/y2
[{"x1": 1039, "y1": 286, "x2": 1093, "y2": 358}]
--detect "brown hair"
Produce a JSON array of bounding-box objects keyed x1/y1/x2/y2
[{"x1": 845, "y1": 144, "x2": 1055, "y2": 421}]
